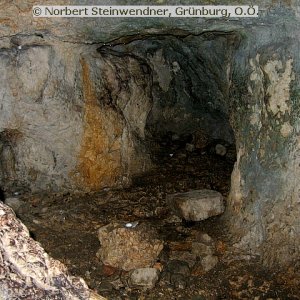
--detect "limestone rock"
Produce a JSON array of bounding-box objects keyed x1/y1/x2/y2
[
  {"x1": 97, "y1": 222, "x2": 163, "y2": 271},
  {"x1": 170, "y1": 273, "x2": 187, "y2": 289},
  {"x1": 192, "y1": 242, "x2": 213, "y2": 257},
  {"x1": 193, "y1": 129, "x2": 210, "y2": 149},
  {"x1": 0, "y1": 202, "x2": 105, "y2": 300},
  {"x1": 166, "y1": 189, "x2": 224, "y2": 221},
  {"x1": 185, "y1": 143, "x2": 195, "y2": 152},
  {"x1": 201, "y1": 255, "x2": 219, "y2": 272},
  {"x1": 169, "y1": 251, "x2": 197, "y2": 268},
  {"x1": 215, "y1": 144, "x2": 227, "y2": 156},
  {"x1": 166, "y1": 260, "x2": 190, "y2": 276},
  {"x1": 130, "y1": 268, "x2": 160, "y2": 289}
]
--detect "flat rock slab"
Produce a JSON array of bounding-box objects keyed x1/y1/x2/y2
[{"x1": 166, "y1": 189, "x2": 224, "y2": 221}]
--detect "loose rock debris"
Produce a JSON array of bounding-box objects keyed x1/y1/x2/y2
[{"x1": 2, "y1": 141, "x2": 300, "y2": 299}]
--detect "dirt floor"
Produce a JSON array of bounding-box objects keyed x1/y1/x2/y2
[{"x1": 14, "y1": 140, "x2": 300, "y2": 299}]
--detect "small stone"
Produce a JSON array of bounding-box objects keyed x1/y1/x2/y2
[
  {"x1": 170, "y1": 273, "x2": 187, "y2": 289},
  {"x1": 98, "y1": 281, "x2": 114, "y2": 292},
  {"x1": 41, "y1": 207, "x2": 48, "y2": 213},
  {"x1": 201, "y1": 255, "x2": 218, "y2": 272},
  {"x1": 215, "y1": 240, "x2": 227, "y2": 254},
  {"x1": 154, "y1": 206, "x2": 168, "y2": 217},
  {"x1": 193, "y1": 130, "x2": 209, "y2": 149},
  {"x1": 185, "y1": 143, "x2": 195, "y2": 152},
  {"x1": 166, "y1": 260, "x2": 190, "y2": 276},
  {"x1": 166, "y1": 189, "x2": 224, "y2": 221},
  {"x1": 215, "y1": 144, "x2": 227, "y2": 156},
  {"x1": 153, "y1": 261, "x2": 164, "y2": 272},
  {"x1": 165, "y1": 214, "x2": 182, "y2": 223},
  {"x1": 130, "y1": 268, "x2": 159, "y2": 289},
  {"x1": 110, "y1": 278, "x2": 125, "y2": 290},
  {"x1": 4, "y1": 197, "x2": 24, "y2": 213},
  {"x1": 191, "y1": 231, "x2": 214, "y2": 245},
  {"x1": 192, "y1": 242, "x2": 213, "y2": 257},
  {"x1": 200, "y1": 233, "x2": 213, "y2": 244},
  {"x1": 102, "y1": 264, "x2": 118, "y2": 277},
  {"x1": 172, "y1": 133, "x2": 180, "y2": 141},
  {"x1": 169, "y1": 251, "x2": 196, "y2": 268}
]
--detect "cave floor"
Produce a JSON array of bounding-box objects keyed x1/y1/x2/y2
[{"x1": 16, "y1": 144, "x2": 300, "y2": 299}]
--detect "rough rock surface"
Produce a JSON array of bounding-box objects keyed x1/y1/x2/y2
[
  {"x1": 0, "y1": 202, "x2": 105, "y2": 300},
  {"x1": 0, "y1": 0, "x2": 300, "y2": 268},
  {"x1": 97, "y1": 222, "x2": 163, "y2": 271},
  {"x1": 201, "y1": 255, "x2": 219, "y2": 272},
  {"x1": 166, "y1": 189, "x2": 224, "y2": 221},
  {"x1": 129, "y1": 268, "x2": 160, "y2": 289}
]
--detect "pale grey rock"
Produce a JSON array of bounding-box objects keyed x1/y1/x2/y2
[
  {"x1": 185, "y1": 143, "x2": 195, "y2": 152},
  {"x1": 215, "y1": 144, "x2": 227, "y2": 156},
  {"x1": 130, "y1": 268, "x2": 160, "y2": 289},
  {"x1": 201, "y1": 255, "x2": 219, "y2": 272},
  {"x1": 172, "y1": 133, "x2": 180, "y2": 141},
  {"x1": 198, "y1": 233, "x2": 213, "y2": 245},
  {"x1": 166, "y1": 189, "x2": 224, "y2": 221},
  {"x1": 192, "y1": 242, "x2": 213, "y2": 258}
]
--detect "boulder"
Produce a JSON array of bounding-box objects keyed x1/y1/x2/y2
[
  {"x1": 215, "y1": 144, "x2": 227, "y2": 156},
  {"x1": 97, "y1": 222, "x2": 163, "y2": 271},
  {"x1": 166, "y1": 189, "x2": 224, "y2": 221}
]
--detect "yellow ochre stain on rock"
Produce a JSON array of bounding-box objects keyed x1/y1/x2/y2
[{"x1": 73, "y1": 58, "x2": 123, "y2": 191}]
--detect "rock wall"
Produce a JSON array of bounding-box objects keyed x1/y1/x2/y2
[
  {"x1": 0, "y1": 41, "x2": 152, "y2": 192},
  {"x1": 226, "y1": 25, "x2": 300, "y2": 266}
]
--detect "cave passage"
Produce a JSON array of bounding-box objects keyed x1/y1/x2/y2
[
  {"x1": 13, "y1": 34, "x2": 241, "y2": 299},
  {"x1": 109, "y1": 34, "x2": 238, "y2": 198},
  {"x1": 3, "y1": 32, "x2": 298, "y2": 299}
]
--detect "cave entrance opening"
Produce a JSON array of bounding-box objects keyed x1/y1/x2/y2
[{"x1": 103, "y1": 33, "x2": 239, "y2": 198}]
